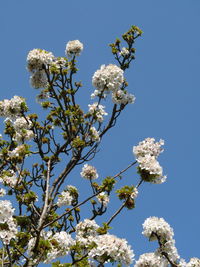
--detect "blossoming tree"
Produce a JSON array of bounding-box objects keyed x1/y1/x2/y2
[{"x1": 0, "y1": 26, "x2": 199, "y2": 267}]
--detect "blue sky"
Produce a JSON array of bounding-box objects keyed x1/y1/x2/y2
[{"x1": 1, "y1": 0, "x2": 200, "y2": 265}]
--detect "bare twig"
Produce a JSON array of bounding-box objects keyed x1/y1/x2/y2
[
  {"x1": 38, "y1": 159, "x2": 51, "y2": 230},
  {"x1": 113, "y1": 161, "x2": 137, "y2": 179},
  {"x1": 106, "y1": 202, "x2": 126, "y2": 226}
]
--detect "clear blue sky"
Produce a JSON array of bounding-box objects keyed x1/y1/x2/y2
[{"x1": 1, "y1": 0, "x2": 200, "y2": 265}]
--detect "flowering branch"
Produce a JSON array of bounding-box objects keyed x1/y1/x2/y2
[{"x1": 0, "y1": 25, "x2": 197, "y2": 267}]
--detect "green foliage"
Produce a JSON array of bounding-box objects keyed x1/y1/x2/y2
[
  {"x1": 15, "y1": 216, "x2": 32, "y2": 230},
  {"x1": 16, "y1": 231, "x2": 31, "y2": 247},
  {"x1": 116, "y1": 185, "x2": 136, "y2": 209},
  {"x1": 16, "y1": 191, "x2": 37, "y2": 205},
  {"x1": 71, "y1": 136, "x2": 86, "y2": 148},
  {"x1": 100, "y1": 176, "x2": 116, "y2": 192},
  {"x1": 137, "y1": 166, "x2": 159, "y2": 182},
  {"x1": 97, "y1": 222, "x2": 112, "y2": 235},
  {"x1": 52, "y1": 262, "x2": 72, "y2": 267}
]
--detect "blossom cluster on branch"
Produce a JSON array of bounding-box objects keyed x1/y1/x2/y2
[{"x1": 0, "y1": 25, "x2": 198, "y2": 267}]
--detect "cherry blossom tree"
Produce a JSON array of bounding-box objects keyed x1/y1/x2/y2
[{"x1": 0, "y1": 26, "x2": 199, "y2": 267}]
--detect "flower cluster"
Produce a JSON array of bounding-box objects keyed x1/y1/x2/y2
[
  {"x1": 75, "y1": 219, "x2": 134, "y2": 265},
  {"x1": 88, "y1": 234, "x2": 134, "y2": 266},
  {"x1": 51, "y1": 57, "x2": 66, "y2": 69},
  {"x1": 56, "y1": 185, "x2": 78, "y2": 207},
  {"x1": 13, "y1": 117, "x2": 31, "y2": 131},
  {"x1": 0, "y1": 188, "x2": 6, "y2": 197},
  {"x1": 88, "y1": 103, "x2": 108, "y2": 122},
  {"x1": 88, "y1": 126, "x2": 100, "y2": 142},
  {"x1": 120, "y1": 47, "x2": 130, "y2": 57},
  {"x1": 133, "y1": 137, "x2": 164, "y2": 158},
  {"x1": 0, "y1": 95, "x2": 34, "y2": 142},
  {"x1": 28, "y1": 230, "x2": 75, "y2": 263},
  {"x1": 45, "y1": 232, "x2": 75, "y2": 263},
  {"x1": 91, "y1": 64, "x2": 134, "y2": 105},
  {"x1": 12, "y1": 117, "x2": 34, "y2": 142},
  {"x1": 187, "y1": 257, "x2": 200, "y2": 267},
  {"x1": 0, "y1": 171, "x2": 18, "y2": 188},
  {"x1": 27, "y1": 48, "x2": 54, "y2": 89},
  {"x1": 142, "y1": 217, "x2": 180, "y2": 264},
  {"x1": 133, "y1": 138, "x2": 166, "y2": 183},
  {"x1": 0, "y1": 200, "x2": 18, "y2": 244},
  {"x1": 0, "y1": 96, "x2": 27, "y2": 119},
  {"x1": 96, "y1": 192, "x2": 109, "y2": 207},
  {"x1": 65, "y1": 40, "x2": 83, "y2": 57},
  {"x1": 130, "y1": 187, "x2": 138, "y2": 199},
  {"x1": 92, "y1": 64, "x2": 124, "y2": 93},
  {"x1": 56, "y1": 191, "x2": 73, "y2": 207},
  {"x1": 135, "y1": 252, "x2": 168, "y2": 267},
  {"x1": 27, "y1": 49, "x2": 54, "y2": 72},
  {"x1": 142, "y1": 216, "x2": 174, "y2": 242},
  {"x1": 8, "y1": 144, "x2": 28, "y2": 158},
  {"x1": 76, "y1": 219, "x2": 99, "y2": 245},
  {"x1": 80, "y1": 164, "x2": 98, "y2": 180},
  {"x1": 112, "y1": 89, "x2": 135, "y2": 105}
]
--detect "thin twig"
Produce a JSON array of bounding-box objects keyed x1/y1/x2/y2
[
  {"x1": 2, "y1": 247, "x2": 4, "y2": 267},
  {"x1": 106, "y1": 202, "x2": 126, "y2": 226},
  {"x1": 38, "y1": 159, "x2": 51, "y2": 229},
  {"x1": 113, "y1": 161, "x2": 137, "y2": 179}
]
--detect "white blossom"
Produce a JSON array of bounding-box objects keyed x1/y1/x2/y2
[
  {"x1": 135, "y1": 252, "x2": 168, "y2": 267},
  {"x1": 96, "y1": 192, "x2": 109, "y2": 207},
  {"x1": 13, "y1": 117, "x2": 32, "y2": 131},
  {"x1": 133, "y1": 137, "x2": 164, "y2": 159},
  {"x1": 51, "y1": 57, "x2": 66, "y2": 68},
  {"x1": 28, "y1": 231, "x2": 74, "y2": 263},
  {"x1": 112, "y1": 89, "x2": 135, "y2": 105},
  {"x1": 15, "y1": 130, "x2": 34, "y2": 142},
  {"x1": 65, "y1": 40, "x2": 83, "y2": 57},
  {"x1": 142, "y1": 216, "x2": 174, "y2": 242},
  {"x1": 142, "y1": 218, "x2": 182, "y2": 265},
  {"x1": 0, "y1": 200, "x2": 15, "y2": 223},
  {"x1": 89, "y1": 126, "x2": 100, "y2": 142},
  {"x1": 0, "y1": 218, "x2": 18, "y2": 245},
  {"x1": 76, "y1": 219, "x2": 99, "y2": 238},
  {"x1": 91, "y1": 89, "x2": 106, "y2": 99},
  {"x1": 92, "y1": 64, "x2": 124, "y2": 96},
  {"x1": 0, "y1": 200, "x2": 17, "y2": 244},
  {"x1": 76, "y1": 219, "x2": 99, "y2": 246},
  {"x1": 45, "y1": 232, "x2": 75, "y2": 263},
  {"x1": 130, "y1": 187, "x2": 138, "y2": 199},
  {"x1": 0, "y1": 171, "x2": 18, "y2": 188},
  {"x1": 80, "y1": 164, "x2": 98, "y2": 180},
  {"x1": 179, "y1": 259, "x2": 188, "y2": 267},
  {"x1": 133, "y1": 138, "x2": 166, "y2": 183},
  {"x1": 67, "y1": 185, "x2": 78, "y2": 192},
  {"x1": 187, "y1": 257, "x2": 200, "y2": 267},
  {"x1": 137, "y1": 155, "x2": 166, "y2": 183},
  {"x1": 0, "y1": 188, "x2": 6, "y2": 197},
  {"x1": 0, "y1": 96, "x2": 27, "y2": 119},
  {"x1": 8, "y1": 144, "x2": 28, "y2": 158},
  {"x1": 27, "y1": 231, "x2": 52, "y2": 257},
  {"x1": 6, "y1": 117, "x2": 34, "y2": 142},
  {"x1": 88, "y1": 234, "x2": 134, "y2": 266},
  {"x1": 27, "y1": 48, "x2": 54, "y2": 72},
  {"x1": 88, "y1": 103, "x2": 108, "y2": 122},
  {"x1": 56, "y1": 191, "x2": 73, "y2": 207},
  {"x1": 120, "y1": 47, "x2": 130, "y2": 57},
  {"x1": 156, "y1": 238, "x2": 180, "y2": 263}
]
